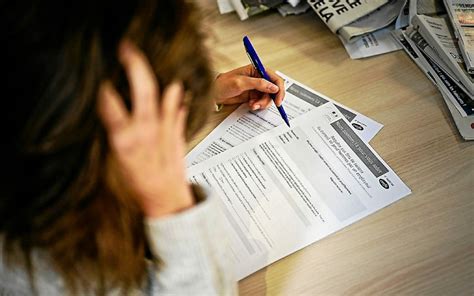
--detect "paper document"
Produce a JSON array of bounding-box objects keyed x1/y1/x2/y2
[
  {"x1": 393, "y1": 29, "x2": 474, "y2": 140},
  {"x1": 287, "y1": 0, "x2": 300, "y2": 7},
  {"x1": 395, "y1": 1, "x2": 410, "y2": 29},
  {"x1": 187, "y1": 103, "x2": 411, "y2": 280},
  {"x1": 405, "y1": 28, "x2": 474, "y2": 117},
  {"x1": 217, "y1": 0, "x2": 235, "y2": 14},
  {"x1": 340, "y1": 27, "x2": 402, "y2": 59},
  {"x1": 186, "y1": 72, "x2": 383, "y2": 166}
]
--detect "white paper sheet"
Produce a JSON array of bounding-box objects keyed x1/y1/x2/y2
[
  {"x1": 186, "y1": 72, "x2": 383, "y2": 166},
  {"x1": 187, "y1": 103, "x2": 411, "y2": 280},
  {"x1": 217, "y1": 0, "x2": 235, "y2": 14},
  {"x1": 287, "y1": 0, "x2": 300, "y2": 7}
]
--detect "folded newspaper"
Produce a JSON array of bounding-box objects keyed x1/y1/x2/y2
[
  {"x1": 338, "y1": 0, "x2": 407, "y2": 42},
  {"x1": 307, "y1": 0, "x2": 389, "y2": 34},
  {"x1": 444, "y1": 0, "x2": 474, "y2": 74},
  {"x1": 305, "y1": 0, "x2": 409, "y2": 59},
  {"x1": 339, "y1": 26, "x2": 402, "y2": 59},
  {"x1": 411, "y1": 14, "x2": 474, "y2": 96}
]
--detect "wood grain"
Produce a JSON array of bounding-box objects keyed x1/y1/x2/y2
[{"x1": 193, "y1": 1, "x2": 474, "y2": 295}]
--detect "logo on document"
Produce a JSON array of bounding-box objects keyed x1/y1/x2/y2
[
  {"x1": 379, "y1": 178, "x2": 389, "y2": 189},
  {"x1": 352, "y1": 123, "x2": 364, "y2": 131}
]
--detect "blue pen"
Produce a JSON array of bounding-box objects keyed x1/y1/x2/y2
[{"x1": 243, "y1": 36, "x2": 290, "y2": 127}]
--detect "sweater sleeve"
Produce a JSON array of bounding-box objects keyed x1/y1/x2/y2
[{"x1": 144, "y1": 186, "x2": 237, "y2": 296}]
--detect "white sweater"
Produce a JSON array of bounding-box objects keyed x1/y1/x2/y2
[{"x1": 0, "y1": 192, "x2": 237, "y2": 295}]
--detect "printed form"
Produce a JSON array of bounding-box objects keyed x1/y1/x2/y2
[
  {"x1": 187, "y1": 103, "x2": 411, "y2": 280},
  {"x1": 186, "y1": 72, "x2": 383, "y2": 167}
]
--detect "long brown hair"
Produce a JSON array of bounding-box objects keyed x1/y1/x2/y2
[{"x1": 0, "y1": 0, "x2": 213, "y2": 293}]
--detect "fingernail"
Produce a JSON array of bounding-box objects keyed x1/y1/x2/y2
[
  {"x1": 269, "y1": 84, "x2": 279, "y2": 92},
  {"x1": 252, "y1": 104, "x2": 261, "y2": 110},
  {"x1": 169, "y1": 81, "x2": 184, "y2": 95}
]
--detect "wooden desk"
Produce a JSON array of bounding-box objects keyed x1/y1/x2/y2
[{"x1": 192, "y1": 1, "x2": 474, "y2": 294}]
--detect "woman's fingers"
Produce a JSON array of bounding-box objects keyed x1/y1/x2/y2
[
  {"x1": 234, "y1": 66, "x2": 285, "y2": 107},
  {"x1": 161, "y1": 82, "x2": 183, "y2": 118},
  {"x1": 257, "y1": 93, "x2": 273, "y2": 109},
  {"x1": 248, "y1": 91, "x2": 260, "y2": 110},
  {"x1": 250, "y1": 94, "x2": 272, "y2": 110},
  {"x1": 266, "y1": 69, "x2": 285, "y2": 107},
  {"x1": 176, "y1": 106, "x2": 189, "y2": 139},
  {"x1": 98, "y1": 81, "x2": 129, "y2": 133},
  {"x1": 161, "y1": 82, "x2": 184, "y2": 130},
  {"x1": 237, "y1": 76, "x2": 279, "y2": 94},
  {"x1": 235, "y1": 69, "x2": 284, "y2": 110},
  {"x1": 118, "y1": 40, "x2": 159, "y2": 119},
  {"x1": 99, "y1": 41, "x2": 192, "y2": 218}
]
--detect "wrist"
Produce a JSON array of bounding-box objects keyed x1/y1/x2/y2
[{"x1": 143, "y1": 185, "x2": 195, "y2": 218}]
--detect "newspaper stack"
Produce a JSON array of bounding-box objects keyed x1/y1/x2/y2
[
  {"x1": 392, "y1": 0, "x2": 474, "y2": 140},
  {"x1": 444, "y1": 0, "x2": 474, "y2": 74}
]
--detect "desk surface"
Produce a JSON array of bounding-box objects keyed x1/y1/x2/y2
[{"x1": 192, "y1": 2, "x2": 474, "y2": 294}]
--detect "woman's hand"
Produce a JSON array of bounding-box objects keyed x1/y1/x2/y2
[
  {"x1": 98, "y1": 41, "x2": 193, "y2": 218},
  {"x1": 214, "y1": 64, "x2": 285, "y2": 110}
]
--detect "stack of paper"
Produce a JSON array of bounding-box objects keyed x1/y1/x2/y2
[
  {"x1": 186, "y1": 73, "x2": 411, "y2": 280},
  {"x1": 393, "y1": 0, "x2": 474, "y2": 140}
]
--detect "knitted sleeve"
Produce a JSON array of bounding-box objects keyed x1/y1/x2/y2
[{"x1": 145, "y1": 186, "x2": 237, "y2": 295}]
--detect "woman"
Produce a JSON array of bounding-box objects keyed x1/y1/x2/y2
[{"x1": 0, "y1": 0, "x2": 285, "y2": 295}]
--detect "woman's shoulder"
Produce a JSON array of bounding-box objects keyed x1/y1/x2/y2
[{"x1": 0, "y1": 187, "x2": 236, "y2": 295}]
